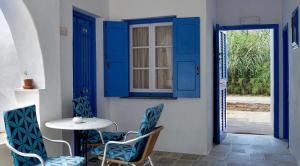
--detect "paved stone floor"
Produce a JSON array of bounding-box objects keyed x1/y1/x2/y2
[
  {"x1": 227, "y1": 110, "x2": 273, "y2": 135},
  {"x1": 89, "y1": 134, "x2": 298, "y2": 166}
]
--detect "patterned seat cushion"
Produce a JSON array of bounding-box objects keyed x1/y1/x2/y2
[
  {"x1": 73, "y1": 96, "x2": 94, "y2": 118},
  {"x1": 92, "y1": 104, "x2": 164, "y2": 162},
  {"x1": 3, "y1": 105, "x2": 48, "y2": 166},
  {"x1": 35, "y1": 156, "x2": 84, "y2": 166},
  {"x1": 86, "y1": 130, "x2": 127, "y2": 144},
  {"x1": 74, "y1": 96, "x2": 127, "y2": 144},
  {"x1": 91, "y1": 144, "x2": 133, "y2": 161}
]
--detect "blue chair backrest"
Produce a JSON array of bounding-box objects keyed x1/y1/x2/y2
[
  {"x1": 129, "y1": 104, "x2": 164, "y2": 161},
  {"x1": 73, "y1": 96, "x2": 94, "y2": 118},
  {"x1": 3, "y1": 105, "x2": 48, "y2": 166}
]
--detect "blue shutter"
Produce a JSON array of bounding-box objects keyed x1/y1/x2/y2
[
  {"x1": 104, "y1": 21, "x2": 129, "y2": 97},
  {"x1": 173, "y1": 17, "x2": 200, "y2": 98}
]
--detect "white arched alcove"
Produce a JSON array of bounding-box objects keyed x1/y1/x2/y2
[
  {"x1": 0, "y1": 0, "x2": 45, "y2": 89},
  {"x1": 0, "y1": 0, "x2": 46, "y2": 131}
]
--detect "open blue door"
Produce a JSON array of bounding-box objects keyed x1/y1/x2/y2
[
  {"x1": 214, "y1": 25, "x2": 228, "y2": 144},
  {"x1": 283, "y1": 24, "x2": 289, "y2": 140}
]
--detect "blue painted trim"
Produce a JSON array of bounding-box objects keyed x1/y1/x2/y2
[
  {"x1": 219, "y1": 24, "x2": 280, "y2": 139},
  {"x1": 292, "y1": 7, "x2": 299, "y2": 49},
  {"x1": 129, "y1": 92, "x2": 174, "y2": 98},
  {"x1": 220, "y1": 24, "x2": 279, "y2": 31},
  {"x1": 124, "y1": 16, "x2": 177, "y2": 25},
  {"x1": 283, "y1": 24, "x2": 289, "y2": 140},
  {"x1": 214, "y1": 24, "x2": 221, "y2": 144}
]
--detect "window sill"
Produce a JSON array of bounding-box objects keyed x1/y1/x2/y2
[{"x1": 122, "y1": 92, "x2": 177, "y2": 100}]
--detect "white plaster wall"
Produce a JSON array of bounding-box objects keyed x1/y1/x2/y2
[
  {"x1": 59, "y1": 0, "x2": 109, "y2": 154},
  {"x1": 107, "y1": 0, "x2": 212, "y2": 155},
  {"x1": 282, "y1": 0, "x2": 300, "y2": 164},
  {"x1": 206, "y1": 0, "x2": 217, "y2": 153},
  {"x1": 217, "y1": 0, "x2": 284, "y2": 138},
  {"x1": 0, "y1": 10, "x2": 21, "y2": 131},
  {"x1": 217, "y1": 0, "x2": 282, "y2": 26}
]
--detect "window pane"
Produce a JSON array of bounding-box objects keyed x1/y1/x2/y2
[
  {"x1": 133, "y1": 48, "x2": 149, "y2": 67},
  {"x1": 132, "y1": 27, "x2": 149, "y2": 47},
  {"x1": 133, "y1": 70, "x2": 149, "y2": 89},
  {"x1": 156, "y1": 69, "x2": 172, "y2": 89},
  {"x1": 156, "y1": 26, "x2": 172, "y2": 46},
  {"x1": 156, "y1": 48, "x2": 172, "y2": 67}
]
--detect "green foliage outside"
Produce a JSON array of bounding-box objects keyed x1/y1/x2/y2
[{"x1": 227, "y1": 30, "x2": 271, "y2": 96}]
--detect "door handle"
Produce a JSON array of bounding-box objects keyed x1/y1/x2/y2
[{"x1": 196, "y1": 65, "x2": 200, "y2": 75}]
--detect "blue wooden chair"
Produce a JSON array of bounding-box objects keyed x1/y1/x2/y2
[
  {"x1": 3, "y1": 105, "x2": 84, "y2": 166},
  {"x1": 91, "y1": 104, "x2": 164, "y2": 166},
  {"x1": 73, "y1": 96, "x2": 127, "y2": 145}
]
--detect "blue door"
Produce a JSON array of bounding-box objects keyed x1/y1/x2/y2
[
  {"x1": 214, "y1": 26, "x2": 228, "y2": 144},
  {"x1": 283, "y1": 24, "x2": 289, "y2": 140},
  {"x1": 73, "y1": 11, "x2": 96, "y2": 156},
  {"x1": 73, "y1": 11, "x2": 96, "y2": 115}
]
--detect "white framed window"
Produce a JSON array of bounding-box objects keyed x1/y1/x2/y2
[{"x1": 130, "y1": 23, "x2": 173, "y2": 93}]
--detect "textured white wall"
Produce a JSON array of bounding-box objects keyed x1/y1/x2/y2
[
  {"x1": 0, "y1": 11, "x2": 21, "y2": 132},
  {"x1": 282, "y1": 0, "x2": 300, "y2": 164},
  {"x1": 106, "y1": 0, "x2": 214, "y2": 155},
  {"x1": 217, "y1": 0, "x2": 282, "y2": 25}
]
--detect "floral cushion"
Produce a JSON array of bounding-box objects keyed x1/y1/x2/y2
[
  {"x1": 86, "y1": 130, "x2": 127, "y2": 144},
  {"x1": 91, "y1": 144, "x2": 133, "y2": 161},
  {"x1": 73, "y1": 96, "x2": 94, "y2": 118},
  {"x1": 92, "y1": 104, "x2": 164, "y2": 162},
  {"x1": 3, "y1": 105, "x2": 48, "y2": 166},
  {"x1": 35, "y1": 156, "x2": 84, "y2": 166}
]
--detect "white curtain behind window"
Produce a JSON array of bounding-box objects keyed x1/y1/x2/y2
[
  {"x1": 132, "y1": 27, "x2": 149, "y2": 89},
  {"x1": 155, "y1": 26, "x2": 172, "y2": 90}
]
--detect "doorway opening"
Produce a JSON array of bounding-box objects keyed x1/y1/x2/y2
[
  {"x1": 226, "y1": 29, "x2": 272, "y2": 135},
  {"x1": 214, "y1": 24, "x2": 280, "y2": 144}
]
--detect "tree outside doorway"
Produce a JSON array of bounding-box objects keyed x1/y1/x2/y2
[{"x1": 226, "y1": 30, "x2": 272, "y2": 135}]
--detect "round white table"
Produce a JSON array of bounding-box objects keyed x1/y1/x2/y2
[
  {"x1": 45, "y1": 118, "x2": 113, "y2": 131},
  {"x1": 45, "y1": 118, "x2": 113, "y2": 166}
]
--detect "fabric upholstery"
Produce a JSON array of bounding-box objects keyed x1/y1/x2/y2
[
  {"x1": 4, "y1": 105, "x2": 48, "y2": 166},
  {"x1": 86, "y1": 130, "x2": 126, "y2": 144},
  {"x1": 3, "y1": 105, "x2": 84, "y2": 166},
  {"x1": 92, "y1": 104, "x2": 164, "y2": 162},
  {"x1": 35, "y1": 156, "x2": 84, "y2": 166},
  {"x1": 92, "y1": 144, "x2": 133, "y2": 161},
  {"x1": 73, "y1": 96, "x2": 126, "y2": 144},
  {"x1": 73, "y1": 96, "x2": 93, "y2": 118}
]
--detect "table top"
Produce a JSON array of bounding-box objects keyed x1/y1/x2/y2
[{"x1": 45, "y1": 118, "x2": 113, "y2": 131}]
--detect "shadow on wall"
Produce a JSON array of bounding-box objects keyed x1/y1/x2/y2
[{"x1": 0, "y1": 0, "x2": 45, "y2": 131}]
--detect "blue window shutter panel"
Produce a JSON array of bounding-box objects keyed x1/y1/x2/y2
[
  {"x1": 104, "y1": 21, "x2": 129, "y2": 97},
  {"x1": 173, "y1": 17, "x2": 200, "y2": 98}
]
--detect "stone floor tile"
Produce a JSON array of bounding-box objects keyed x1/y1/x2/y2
[
  {"x1": 156, "y1": 157, "x2": 177, "y2": 165},
  {"x1": 174, "y1": 159, "x2": 193, "y2": 166},
  {"x1": 180, "y1": 154, "x2": 200, "y2": 160},
  {"x1": 191, "y1": 160, "x2": 209, "y2": 166}
]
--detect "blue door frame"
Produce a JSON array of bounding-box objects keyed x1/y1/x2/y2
[
  {"x1": 214, "y1": 25, "x2": 228, "y2": 144},
  {"x1": 73, "y1": 10, "x2": 97, "y2": 155},
  {"x1": 215, "y1": 24, "x2": 280, "y2": 139},
  {"x1": 283, "y1": 24, "x2": 289, "y2": 140}
]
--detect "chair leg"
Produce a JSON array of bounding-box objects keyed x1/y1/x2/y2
[{"x1": 148, "y1": 156, "x2": 154, "y2": 166}]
